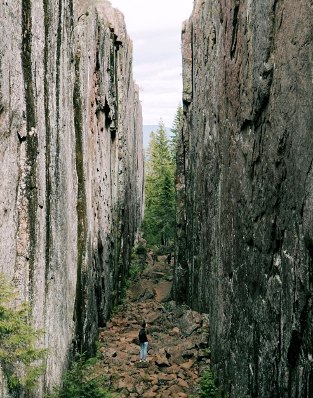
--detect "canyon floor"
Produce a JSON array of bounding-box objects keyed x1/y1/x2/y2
[{"x1": 97, "y1": 255, "x2": 210, "y2": 397}]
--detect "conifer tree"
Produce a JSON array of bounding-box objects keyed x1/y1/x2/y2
[
  {"x1": 142, "y1": 120, "x2": 176, "y2": 247},
  {"x1": 169, "y1": 104, "x2": 183, "y2": 162},
  {"x1": 142, "y1": 105, "x2": 182, "y2": 248},
  {"x1": 0, "y1": 273, "x2": 47, "y2": 394}
]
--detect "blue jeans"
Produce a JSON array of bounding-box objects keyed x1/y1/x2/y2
[{"x1": 140, "y1": 342, "x2": 148, "y2": 360}]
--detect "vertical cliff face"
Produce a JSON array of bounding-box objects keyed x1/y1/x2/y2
[
  {"x1": 0, "y1": 0, "x2": 143, "y2": 393},
  {"x1": 174, "y1": 0, "x2": 313, "y2": 396}
]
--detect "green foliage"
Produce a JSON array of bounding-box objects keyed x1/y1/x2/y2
[
  {"x1": 142, "y1": 118, "x2": 177, "y2": 247},
  {"x1": 169, "y1": 104, "x2": 183, "y2": 162},
  {"x1": 134, "y1": 243, "x2": 147, "y2": 257},
  {"x1": 199, "y1": 370, "x2": 221, "y2": 398},
  {"x1": 133, "y1": 242, "x2": 147, "y2": 270},
  {"x1": 47, "y1": 353, "x2": 118, "y2": 398},
  {"x1": 0, "y1": 273, "x2": 47, "y2": 394},
  {"x1": 128, "y1": 241, "x2": 147, "y2": 281},
  {"x1": 155, "y1": 243, "x2": 174, "y2": 256},
  {"x1": 129, "y1": 262, "x2": 140, "y2": 280}
]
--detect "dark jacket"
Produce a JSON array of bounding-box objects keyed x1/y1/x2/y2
[{"x1": 138, "y1": 327, "x2": 148, "y2": 343}]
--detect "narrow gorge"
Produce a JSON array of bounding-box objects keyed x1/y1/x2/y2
[{"x1": 1, "y1": 0, "x2": 313, "y2": 397}]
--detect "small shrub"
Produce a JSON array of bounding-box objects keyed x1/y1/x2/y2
[
  {"x1": 0, "y1": 273, "x2": 47, "y2": 394},
  {"x1": 47, "y1": 353, "x2": 118, "y2": 398},
  {"x1": 133, "y1": 243, "x2": 147, "y2": 271},
  {"x1": 129, "y1": 262, "x2": 140, "y2": 280},
  {"x1": 199, "y1": 370, "x2": 220, "y2": 398},
  {"x1": 134, "y1": 244, "x2": 147, "y2": 257}
]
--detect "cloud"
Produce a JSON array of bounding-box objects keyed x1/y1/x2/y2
[
  {"x1": 109, "y1": 0, "x2": 193, "y2": 126},
  {"x1": 110, "y1": 0, "x2": 193, "y2": 33}
]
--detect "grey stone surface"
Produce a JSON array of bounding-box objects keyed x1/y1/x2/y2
[
  {"x1": 174, "y1": 0, "x2": 313, "y2": 396},
  {"x1": 0, "y1": 0, "x2": 143, "y2": 394}
]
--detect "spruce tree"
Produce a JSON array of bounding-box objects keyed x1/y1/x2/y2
[
  {"x1": 169, "y1": 104, "x2": 183, "y2": 162},
  {"x1": 142, "y1": 120, "x2": 176, "y2": 247},
  {"x1": 0, "y1": 273, "x2": 47, "y2": 394}
]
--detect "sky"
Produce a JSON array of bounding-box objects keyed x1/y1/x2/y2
[{"x1": 109, "y1": 0, "x2": 194, "y2": 127}]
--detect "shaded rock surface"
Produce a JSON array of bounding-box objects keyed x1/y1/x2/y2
[
  {"x1": 98, "y1": 257, "x2": 209, "y2": 397},
  {"x1": 0, "y1": 0, "x2": 143, "y2": 395},
  {"x1": 174, "y1": 0, "x2": 313, "y2": 397}
]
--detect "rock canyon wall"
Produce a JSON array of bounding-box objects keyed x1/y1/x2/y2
[
  {"x1": 174, "y1": 0, "x2": 313, "y2": 396},
  {"x1": 0, "y1": 0, "x2": 143, "y2": 394}
]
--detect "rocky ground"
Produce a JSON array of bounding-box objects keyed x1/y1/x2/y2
[{"x1": 97, "y1": 256, "x2": 210, "y2": 397}]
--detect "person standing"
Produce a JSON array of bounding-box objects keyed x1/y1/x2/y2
[
  {"x1": 167, "y1": 252, "x2": 172, "y2": 265},
  {"x1": 138, "y1": 321, "x2": 149, "y2": 362}
]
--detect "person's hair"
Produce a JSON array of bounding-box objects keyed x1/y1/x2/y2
[{"x1": 142, "y1": 321, "x2": 146, "y2": 328}]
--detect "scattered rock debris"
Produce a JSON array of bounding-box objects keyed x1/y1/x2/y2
[{"x1": 98, "y1": 256, "x2": 210, "y2": 397}]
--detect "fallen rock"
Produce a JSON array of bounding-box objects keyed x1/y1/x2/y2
[
  {"x1": 142, "y1": 391, "x2": 157, "y2": 398},
  {"x1": 197, "y1": 348, "x2": 211, "y2": 361},
  {"x1": 101, "y1": 348, "x2": 117, "y2": 358},
  {"x1": 167, "y1": 383, "x2": 185, "y2": 396},
  {"x1": 170, "y1": 326, "x2": 180, "y2": 336},
  {"x1": 135, "y1": 383, "x2": 145, "y2": 396},
  {"x1": 178, "y1": 378, "x2": 189, "y2": 388},
  {"x1": 158, "y1": 373, "x2": 177, "y2": 383},
  {"x1": 182, "y1": 349, "x2": 195, "y2": 359},
  {"x1": 181, "y1": 359, "x2": 194, "y2": 370},
  {"x1": 155, "y1": 354, "x2": 171, "y2": 367}
]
